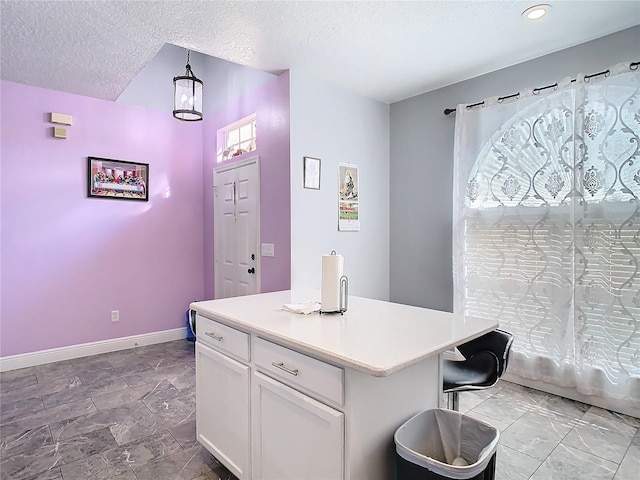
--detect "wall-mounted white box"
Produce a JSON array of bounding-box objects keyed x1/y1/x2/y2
[
  {"x1": 53, "y1": 127, "x2": 67, "y2": 139},
  {"x1": 50, "y1": 112, "x2": 72, "y2": 125}
]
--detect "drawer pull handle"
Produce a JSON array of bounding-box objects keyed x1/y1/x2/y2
[
  {"x1": 272, "y1": 362, "x2": 299, "y2": 376},
  {"x1": 205, "y1": 332, "x2": 223, "y2": 342}
]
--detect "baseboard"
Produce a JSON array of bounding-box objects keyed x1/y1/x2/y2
[
  {"x1": 503, "y1": 372, "x2": 639, "y2": 419},
  {"x1": 0, "y1": 328, "x2": 186, "y2": 372}
]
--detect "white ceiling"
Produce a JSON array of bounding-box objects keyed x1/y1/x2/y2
[{"x1": 1, "y1": 1, "x2": 639, "y2": 104}]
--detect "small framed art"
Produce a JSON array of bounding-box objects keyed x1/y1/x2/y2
[
  {"x1": 303, "y1": 156, "x2": 321, "y2": 190},
  {"x1": 87, "y1": 157, "x2": 149, "y2": 201}
]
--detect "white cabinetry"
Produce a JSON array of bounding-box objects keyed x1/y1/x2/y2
[
  {"x1": 251, "y1": 338, "x2": 345, "y2": 479},
  {"x1": 196, "y1": 315, "x2": 346, "y2": 480},
  {"x1": 192, "y1": 291, "x2": 497, "y2": 480},
  {"x1": 252, "y1": 372, "x2": 344, "y2": 480},
  {"x1": 196, "y1": 316, "x2": 251, "y2": 480},
  {"x1": 253, "y1": 336, "x2": 344, "y2": 405},
  {"x1": 194, "y1": 316, "x2": 437, "y2": 480}
]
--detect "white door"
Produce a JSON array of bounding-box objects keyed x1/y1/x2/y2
[
  {"x1": 214, "y1": 158, "x2": 260, "y2": 299},
  {"x1": 252, "y1": 372, "x2": 345, "y2": 480},
  {"x1": 196, "y1": 342, "x2": 250, "y2": 480}
]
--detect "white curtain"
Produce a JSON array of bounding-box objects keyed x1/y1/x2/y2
[{"x1": 453, "y1": 62, "x2": 640, "y2": 413}]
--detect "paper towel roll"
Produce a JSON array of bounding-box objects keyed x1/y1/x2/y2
[{"x1": 321, "y1": 252, "x2": 344, "y2": 312}]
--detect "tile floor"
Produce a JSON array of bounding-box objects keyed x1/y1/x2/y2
[
  {"x1": 0, "y1": 340, "x2": 235, "y2": 480},
  {"x1": 460, "y1": 382, "x2": 639, "y2": 480},
  {"x1": 0, "y1": 339, "x2": 638, "y2": 480}
]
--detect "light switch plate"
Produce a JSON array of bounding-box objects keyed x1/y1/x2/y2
[{"x1": 261, "y1": 243, "x2": 275, "y2": 257}]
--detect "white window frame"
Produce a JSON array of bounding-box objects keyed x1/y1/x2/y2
[{"x1": 217, "y1": 113, "x2": 257, "y2": 163}]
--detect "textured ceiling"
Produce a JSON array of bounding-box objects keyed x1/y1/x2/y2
[{"x1": 1, "y1": 0, "x2": 639, "y2": 104}]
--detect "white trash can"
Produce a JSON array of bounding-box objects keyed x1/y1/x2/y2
[{"x1": 395, "y1": 409, "x2": 499, "y2": 480}]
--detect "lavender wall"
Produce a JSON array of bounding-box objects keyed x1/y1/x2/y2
[
  {"x1": 0, "y1": 81, "x2": 204, "y2": 357},
  {"x1": 117, "y1": 43, "x2": 206, "y2": 112},
  {"x1": 202, "y1": 71, "x2": 291, "y2": 298},
  {"x1": 117, "y1": 43, "x2": 276, "y2": 115}
]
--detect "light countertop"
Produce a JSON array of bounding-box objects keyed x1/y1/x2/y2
[{"x1": 190, "y1": 290, "x2": 497, "y2": 377}]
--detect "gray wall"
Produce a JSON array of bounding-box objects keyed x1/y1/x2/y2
[
  {"x1": 389, "y1": 26, "x2": 640, "y2": 312},
  {"x1": 116, "y1": 43, "x2": 205, "y2": 111},
  {"x1": 290, "y1": 68, "x2": 390, "y2": 300}
]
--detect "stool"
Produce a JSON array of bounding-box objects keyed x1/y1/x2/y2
[{"x1": 443, "y1": 329, "x2": 513, "y2": 410}]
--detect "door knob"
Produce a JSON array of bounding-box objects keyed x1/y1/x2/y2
[{"x1": 248, "y1": 267, "x2": 255, "y2": 274}]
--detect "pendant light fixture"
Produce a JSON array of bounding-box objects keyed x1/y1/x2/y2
[{"x1": 173, "y1": 49, "x2": 203, "y2": 121}]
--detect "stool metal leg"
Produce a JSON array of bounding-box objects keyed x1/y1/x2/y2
[{"x1": 446, "y1": 391, "x2": 460, "y2": 411}]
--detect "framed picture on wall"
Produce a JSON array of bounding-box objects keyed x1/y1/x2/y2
[
  {"x1": 338, "y1": 163, "x2": 360, "y2": 231},
  {"x1": 87, "y1": 157, "x2": 149, "y2": 201},
  {"x1": 303, "y1": 156, "x2": 321, "y2": 190}
]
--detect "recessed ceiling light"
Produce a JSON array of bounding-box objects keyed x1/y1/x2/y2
[{"x1": 523, "y1": 4, "x2": 551, "y2": 20}]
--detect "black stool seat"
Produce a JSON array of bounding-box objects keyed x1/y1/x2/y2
[
  {"x1": 443, "y1": 329, "x2": 514, "y2": 410},
  {"x1": 443, "y1": 351, "x2": 499, "y2": 392}
]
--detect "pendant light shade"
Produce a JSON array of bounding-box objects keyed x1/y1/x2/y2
[{"x1": 173, "y1": 49, "x2": 203, "y2": 121}]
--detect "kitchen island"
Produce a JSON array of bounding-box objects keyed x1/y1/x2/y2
[{"x1": 190, "y1": 290, "x2": 497, "y2": 480}]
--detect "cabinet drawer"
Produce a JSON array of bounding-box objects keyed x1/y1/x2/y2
[
  {"x1": 196, "y1": 314, "x2": 250, "y2": 362},
  {"x1": 254, "y1": 337, "x2": 344, "y2": 406}
]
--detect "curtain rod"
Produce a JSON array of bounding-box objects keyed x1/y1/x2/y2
[{"x1": 443, "y1": 61, "x2": 639, "y2": 116}]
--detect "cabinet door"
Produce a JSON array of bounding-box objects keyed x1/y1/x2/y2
[
  {"x1": 196, "y1": 342, "x2": 250, "y2": 479},
  {"x1": 252, "y1": 372, "x2": 344, "y2": 480}
]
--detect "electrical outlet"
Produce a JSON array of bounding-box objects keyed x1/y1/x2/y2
[{"x1": 111, "y1": 310, "x2": 120, "y2": 322}]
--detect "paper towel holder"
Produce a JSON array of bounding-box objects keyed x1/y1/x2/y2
[{"x1": 320, "y1": 275, "x2": 348, "y2": 315}]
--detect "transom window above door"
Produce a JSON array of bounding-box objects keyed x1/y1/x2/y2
[{"x1": 217, "y1": 113, "x2": 257, "y2": 163}]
